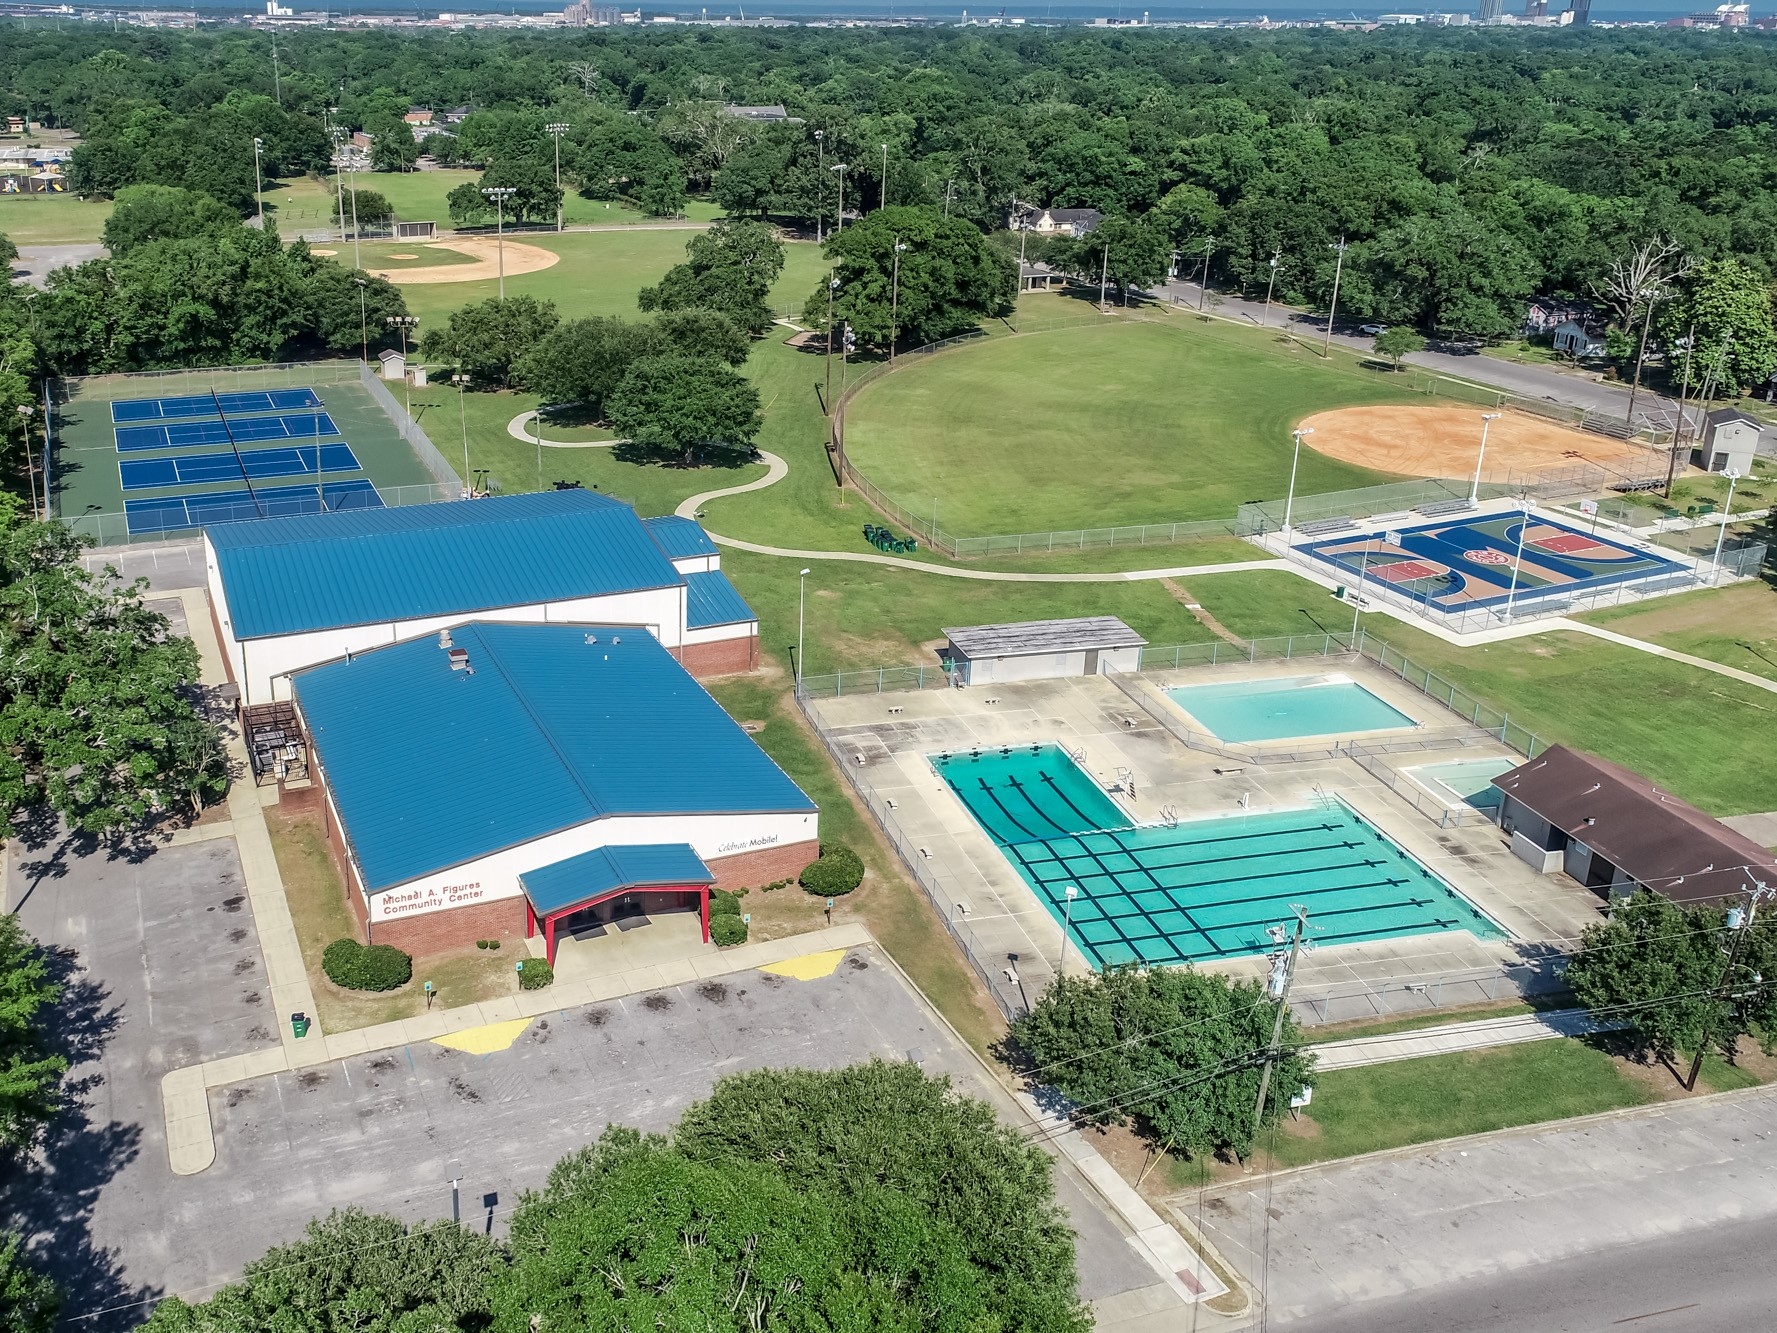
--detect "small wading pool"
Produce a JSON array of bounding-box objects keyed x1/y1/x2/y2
[
  {"x1": 1165, "y1": 674, "x2": 1417, "y2": 744},
  {"x1": 1408, "y1": 756, "x2": 1516, "y2": 812},
  {"x1": 932, "y1": 743, "x2": 1503, "y2": 970}
]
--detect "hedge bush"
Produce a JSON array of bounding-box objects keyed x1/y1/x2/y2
[
  {"x1": 710, "y1": 888, "x2": 744, "y2": 918},
  {"x1": 321, "y1": 939, "x2": 412, "y2": 992},
  {"x1": 517, "y1": 958, "x2": 554, "y2": 990},
  {"x1": 711, "y1": 914, "x2": 748, "y2": 947},
  {"x1": 799, "y1": 844, "x2": 865, "y2": 896}
]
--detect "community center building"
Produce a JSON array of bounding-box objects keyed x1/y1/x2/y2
[
  {"x1": 203, "y1": 491, "x2": 758, "y2": 704},
  {"x1": 292, "y1": 621, "x2": 818, "y2": 959}
]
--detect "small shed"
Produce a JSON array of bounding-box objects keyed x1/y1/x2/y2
[
  {"x1": 393, "y1": 220, "x2": 437, "y2": 241},
  {"x1": 378, "y1": 347, "x2": 405, "y2": 381},
  {"x1": 942, "y1": 616, "x2": 1147, "y2": 686},
  {"x1": 1701, "y1": 407, "x2": 1762, "y2": 475}
]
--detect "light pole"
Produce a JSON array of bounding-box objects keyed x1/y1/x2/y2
[
  {"x1": 481, "y1": 186, "x2": 517, "y2": 298},
  {"x1": 1323, "y1": 236, "x2": 1348, "y2": 356},
  {"x1": 353, "y1": 277, "x2": 368, "y2": 363},
  {"x1": 1197, "y1": 235, "x2": 1213, "y2": 311},
  {"x1": 533, "y1": 409, "x2": 544, "y2": 492},
  {"x1": 16, "y1": 404, "x2": 39, "y2": 520},
  {"x1": 1502, "y1": 503, "x2": 1532, "y2": 622},
  {"x1": 813, "y1": 130, "x2": 824, "y2": 242},
  {"x1": 1709, "y1": 468, "x2": 1742, "y2": 583},
  {"x1": 1262, "y1": 248, "x2": 1282, "y2": 327},
  {"x1": 796, "y1": 566, "x2": 811, "y2": 687},
  {"x1": 386, "y1": 315, "x2": 418, "y2": 417},
  {"x1": 252, "y1": 137, "x2": 264, "y2": 228},
  {"x1": 1351, "y1": 530, "x2": 1369, "y2": 641},
  {"x1": 347, "y1": 155, "x2": 362, "y2": 270},
  {"x1": 823, "y1": 274, "x2": 839, "y2": 411},
  {"x1": 1282, "y1": 427, "x2": 1313, "y2": 537},
  {"x1": 879, "y1": 142, "x2": 888, "y2": 210},
  {"x1": 327, "y1": 114, "x2": 346, "y2": 243},
  {"x1": 1470, "y1": 412, "x2": 1502, "y2": 504},
  {"x1": 889, "y1": 239, "x2": 909, "y2": 360},
  {"x1": 1058, "y1": 885, "x2": 1078, "y2": 974},
  {"x1": 453, "y1": 372, "x2": 470, "y2": 494},
  {"x1": 1098, "y1": 243, "x2": 1108, "y2": 310},
  {"x1": 830, "y1": 162, "x2": 847, "y2": 236},
  {"x1": 545, "y1": 123, "x2": 569, "y2": 232}
]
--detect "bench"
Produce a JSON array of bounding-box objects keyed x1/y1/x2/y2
[
  {"x1": 1415, "y1": 498, "x2": 1476, "y2": 518},
  {"x1": 1297, "y1": 516, "x2": 1357, "y2": 536}
]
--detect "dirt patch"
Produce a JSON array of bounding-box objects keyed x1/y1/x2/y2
[
  {"x1": 1298, "y1": 405, "x2": 1658, "y2": 483},
  {"x1": 388, "y1": 252, "x2": 420, "y2": 260},
  {"x1": 370, "y1": 236, "x2": 560, "y2": 285},
  {"x1": 311, "y1": 248, "x2": 338, "y2": 256}
]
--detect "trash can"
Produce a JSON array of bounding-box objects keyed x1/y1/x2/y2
[{"x1": 290, "y1": 1012, "x2": 310, "y2": 1039}]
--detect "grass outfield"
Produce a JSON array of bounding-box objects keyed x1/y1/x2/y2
[
  {"x1": 0, "y1": 192, "x2": 111, "y2": 245},
  {"x1": 841, "y1": 309, "x2": 1420, "y2": 536},
  {"x1": 267, "y1": 172, "x2": 724, "y2": 233}
]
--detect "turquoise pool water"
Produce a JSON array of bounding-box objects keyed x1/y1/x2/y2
[
  {"x1": 1165, "y1": 675, "x2": 1416, "y2": 743},
  {"x1": 1409, "y1": 757, "x2": 1516, "y2": 812},
  {"x1": 932, "y1": 744, "x2": 1503, "y2": 969}
]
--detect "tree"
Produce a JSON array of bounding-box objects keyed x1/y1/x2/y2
[
  {"x1": 674, "y1": 1061, "x2": 1091, "y2": 1333},
  {"x1": 0, "y1": 496, "x2": 228, "y2": 837},
  {"x1": 446, "y1": 158, "x2": 560, "y2": 227},
  {"x1": 333, "y1": 187, "x2": 393, "y2": 230},
  {"x1": 0, "y1": 1234, "x2": 60, "y2": 1333},
  {"x1": 144, "y1": 1209, "x2": 503, "y2": 1333},
  {"x1": 638, "y1": 219, "x2": 785, "y2": 338},
  {"x1": 1373, "y1": 326, "x2": 1426, "y2": 369},
  {"x1": 1658, "y1": 258, "x2": 1777, "y2": 398},
  {"x1": 418, "y1": 295, "x2": 558, "y2": 388},
  {"x1": 801, "y1": 205, "x2": 1016, "y2": 350},
  {"x1": 1012, "y1": 966, "x2": 1315, "y2": 1163},
  {"x1": 0, "y1": 914, "x2": 66, "y2": 1151},
  {"x1": 1052, "y1": 214, "x2": 1172, "y2": 303},
  {"x1": 572, "y1": 116, "x2": 683, "y2": 214},
  {"x1": 0, "y1": 232, "x2": 15, "y2": 273},
  {"x1": 515, "y1": 316, "x2": 667, "y2": 416},
  {"x1": 654, "y1": 307, "x2": 750, "y2": 366},
  {"x1": 299, "y1": 258, "x2": 407, "y2": 357},
  {"x1": 365, "y1": 114, "x2": 419, "y2": 173},
  {"x1": 607, "y1": 354, "x2": 761, "y2": 465},
  {"x1": 99, "y1": 184, "x2": 237, "y2": 256}
]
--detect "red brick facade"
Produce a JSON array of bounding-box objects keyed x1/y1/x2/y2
[
  {"x1": 673, "y1": 632, "x2": 759, "y2": 678},
  {"x1": 706, "y1": 838, "x2": 820, "y2": 892}
]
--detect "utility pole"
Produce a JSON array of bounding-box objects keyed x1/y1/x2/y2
[
  {"x1": 1262, "y1": 247, "x2": 1282, "y2": 327},
  {"x1": 1323, "y1": 236, "x2": 1348, "y2": 357},
  {"x1": 251, "y1": 137, "x2": 264, "y2": 229},
  {"x1": 1684, "y1": 886, "x2": 1771, "y2": 1091},
  {"x1": 328, "y1": 116, "x2": 347, "y2": 246},
  {"x1": 1197, "y1": 235, "x2": 1212, "y2": 311},
  {"x1": 813, "y1": 130, "x2": 824, "y2": 243},
  {"x1": 1664, "y1": 323, "x2": 1696, "y2": 497},
  {"x1": 879, "y1": 142, "x2": 888, "y2": 211},
  {"x1": 348, "y1": 160, "x2": 362, "y2": 270},
  {"x1": 830, "y1": 162, "x2": 847, "y2": 235},
  {"x1": 889, "y1": 238, "x2": 908, "y2": 361},
  {"x1": 1098, "y1": 243, "x2": 1108, "y2": 311},
  {"x1": 270, "y1": 35, "x2": 282, "y2": 104},
  {"x1": 454, "y1": 372, "x2": 471, "y2": 494},
  {"x1": 823, "y1": 274, "x2": 839, "y2": 412},
  {"x1": 353, "y1": 277, "x2": 368, "y2": 362},
  {"x1": 545, "y1": 123, "x2": 570, "y2": 232},
  {"x1": 481, "y1": 186, "x2": 517, "y2": 298},
  {"x1": 1251, "y1": 906, "x2": 1308, "y2": 1151}
]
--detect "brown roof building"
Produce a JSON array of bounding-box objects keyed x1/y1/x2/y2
[{"x1": 1494, "y1": 745, "x2": 1776, "y2": 906}]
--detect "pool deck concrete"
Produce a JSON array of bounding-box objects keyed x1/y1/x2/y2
[{"x1": 808, "y1": 657, "x2": 1600, "y2": 1018}]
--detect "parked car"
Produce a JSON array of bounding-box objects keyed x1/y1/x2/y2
[{"x1": 1360, "y1": 323, "x2": 1388, "y2": 335}]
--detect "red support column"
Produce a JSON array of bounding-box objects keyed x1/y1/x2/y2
[
  {"x1": 544, "y1": 914, "x2": 557, "y2": 966},
  {"x1": 699, "y1": 886, "x2": 710, "y2": 943},
  {"x1": 525, "y1": 900, "x2": 536, "y2": 939}
]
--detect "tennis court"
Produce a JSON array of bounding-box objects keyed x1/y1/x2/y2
[
  {"x1": 110, "y1": 389, "x2": 322, "y2": 422},
  {"x1": 120, "y1": 444, "x2": 362, "y2": 491},
  {"x1": 115, "y1": 412, "x2": 341, "y2": 452},
  {"x1": 124, "y1": 480, "x2": 383, "y2": 536},
  {"x1": 933, "y1": 744, "x2": 1501, "y2": 969},
  {"x1": 1300, "y1": 512, "x2": 1687, "y2": 612}
]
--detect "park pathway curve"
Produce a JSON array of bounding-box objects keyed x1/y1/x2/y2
[{"x1": 506, "y1": 410, "x2": 619, "y2": 449}]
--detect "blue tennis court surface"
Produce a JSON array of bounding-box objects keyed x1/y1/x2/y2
[
  {"x1": 120, "y1": 443, "x2": 362, "y2": 491},
  {"x1": 934, "y1": 743, "x2": 1500, "y2": 968},
  {"x1": 116, "y1": 411, "x2": 340, "y2": 452},
  {"x1": 124, "y1": 479, "x2": 382, "y2": 536},
  {"x1": 110, "y1": 389, "x2": 322, "y2": 422}
]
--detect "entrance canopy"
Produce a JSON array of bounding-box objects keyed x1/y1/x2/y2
[{"x1": 519, "y1": 843, "x2": 716, "y2": 964}]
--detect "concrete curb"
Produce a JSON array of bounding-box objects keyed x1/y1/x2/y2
[{"x1": 162, "y1": 922, "x2": 873, "y2": 1175}]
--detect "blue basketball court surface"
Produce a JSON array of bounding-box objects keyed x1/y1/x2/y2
[
  {"x1": 124, "y1": 479, "x2": 383, "y2": 536},
  {"x1": 115, "y1": 412, "x2": 341, "y2": 452},
  {"x1": 110, "y1": 389, "x2": 323, "y2": 422},
  {"x1": 120, "y1": 444, "x2": 363, "y2": 491},
  {"x1": 1300, "y1": 512, "x2": 1686, "y2": 612}
]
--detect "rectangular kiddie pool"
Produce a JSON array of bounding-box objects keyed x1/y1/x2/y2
[
  {"x1": 932, "y1": 743, "x2": 1502, "y2": 970},
  {"x1": 1164, "y1": 674, "x2": 1417, "y2": 744},
  {"x1": 1406, "y1": 756, "x2": 1517, "y2": 814}
]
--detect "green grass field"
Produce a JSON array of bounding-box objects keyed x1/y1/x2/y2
[
  {"x1": 841, "y1": 310, "x2": 1422, "y2": 536},
  {"x1": 0, "y1": 192, "x2": 111, "y2": 245},
  {"x1": 267, "y1": 171, "x2": 724, "y2": 234}
]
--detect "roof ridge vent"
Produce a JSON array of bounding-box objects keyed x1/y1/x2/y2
[{"x1": 439, "y1": 629, "x2": 453, "y2": 650}]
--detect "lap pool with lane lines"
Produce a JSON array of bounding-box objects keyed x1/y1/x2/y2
[
  {"x1": 1165, "y1": 674, "x2": 1417, "y2": 744},
  {"x1": 934, "y1": 744, "x2": 1502, "y2": 969}
]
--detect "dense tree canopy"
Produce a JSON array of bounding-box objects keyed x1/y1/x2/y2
[
  {"x1": 419, "y1": 294, "x2": 559, "y2": 388},
  {"x1": 607, "y1": 353, "x2": 761, "y2": 464},
  {"x1": 0, "y1": 913, "x2": 65, "y2": 1151},
  {"x1": 639, "y1": 219, "x2": 785, "y2": 337}
]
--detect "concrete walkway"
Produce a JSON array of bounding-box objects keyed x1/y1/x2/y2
[
  {"x1": 162, "y1": 922, "x2": 875, "y2": 1175},
  {"x1": 1310, "y1": 1008, "x2": 1617, "y2": 1073},
  {"x1": 505, "y1": 410, "x2": 618, "y2": 449}
]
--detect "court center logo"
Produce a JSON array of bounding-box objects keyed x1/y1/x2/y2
[{"x1": 1462, "y1": 549, "x2": 1513, "y2": 566}]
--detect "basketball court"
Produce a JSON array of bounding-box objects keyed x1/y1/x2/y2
[{"x1": 1301, "y1": 511, "x2": 1687, "y2": 612}]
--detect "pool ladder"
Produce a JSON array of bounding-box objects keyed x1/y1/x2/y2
[{"x1": 1159, "y1": 804, "x2": 1180, "y2": 828}]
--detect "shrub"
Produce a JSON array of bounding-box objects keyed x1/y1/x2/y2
[
  {"x1": 799, "y1": 844, "x2": 865, "y2": 896},
  {"x1": 518, "y1": 958, "x2": 554, "y2": 990},
  {"x1": 711, "y1": 914, "x2": 748, "y2": 947},
  {"x1": 710, "y1": 888, "x2": 744, "y2": 918},
  {"x1": 321, "y1": 939, "x2": 413, "y2": 992},
  {"x1": 476, "y1": 939, "x2": 490, "y2": 950}
]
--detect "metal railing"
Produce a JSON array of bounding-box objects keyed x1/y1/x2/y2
[
  {"x1": 795, "y1": 663, "x2": 955, "y2": 699},
  {"x1": 1345, "y1": 743, "x2": 1490, "y2": 830},
  {"x1": 357, "y1": 361, "x2": 463, "y2": 491}
]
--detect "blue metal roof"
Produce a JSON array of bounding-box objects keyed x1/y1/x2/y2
[
  {"x1": 685, "y1": 570, "x2": 756, "y2": 629},
  {"x1": 210, "y1": 492, "x2": 684, "y2": 640},
  {"x1": 293, "y1": 622, "x2": 815, "y2": 892},
  {"x1": 642, "y1": 514, "x2": 720, "y2": 560},
  {"x1": 519, "y1": 843, "x2": 712, "y2": 917}
]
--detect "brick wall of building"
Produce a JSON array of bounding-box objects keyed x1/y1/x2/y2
[
  {"x1": 674, "y1": 632, "x2": 759, "y2": 678},
  {"x1": 369, "y1": 895, "x2": 529, "y2": 956},
  {"x1": 706, "y1": 839, "x2": 819, "y2": 892}
]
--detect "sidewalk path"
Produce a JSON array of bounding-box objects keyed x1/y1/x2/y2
[
  {"x1": 1310, "y1": 1008, "x2": 1617, "y2": 1072},
  {"x1": 505, "y1": 410, "x2": 619, "y2": 449}
]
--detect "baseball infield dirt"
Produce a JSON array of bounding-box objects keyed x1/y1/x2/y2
[
  {"x1": 1298, "y1": 405, "x2": 1659, "y2": 483},
  {"x1": 368, "y1": 237, "x2": 560, "y2": 284}
]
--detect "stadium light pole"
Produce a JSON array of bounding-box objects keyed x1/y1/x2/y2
[
  {"x1": 1058, "y1": 885, "x2": 1078, "y2": 974},
  {"x1": 1709, "y1": 468, "x2": 1742, "y2": 584},
  {"x1": 545, "y1": 123, "x2": 570, "y2": 232},
  {"x1": 353, "y1": 277, "x2": 368, "y2": 363},
  {"x1": 830, "y1": 162, "x2": 847, "y2": 236},
  {"x1": 251, "y1": 137, "x2": 264, "y2": 229},
  {"x1": 481, "y1": 186, "x2": 517, "y2": 299},
  {"x1": 453, "y1": 372, "x2": 470, "y2": 495},
  {"x1": 1502, "y1": 502, "x2": 1532, "y2": 622},
  {"x1": 879, "y1": 142, "x2": 888, "y2": 211},
  {"x1": 1262, "y1": 248, "x2": 1282, "y2": 327},
  {"x1": 813, "y1": 130, "x2": 824, "y2": 243},
  {"x1": 347, "y1": 159, "x2": 363, "y2": 270},
  {"x1": 1323, "y1": 236, "x2": 1348, "y2": 357},
  {"x1": 823, "y1": 274, "x2": 839, "y2": 412},
  {"x1": 1281, "y1": 427, "x2": 1312, "y2": 538},
  {"x1": 328, "y1": 117, "x2": 347, "y2": 245},
  {"x1": 1470, "y1": 412, "x2": 1502, "y2": 505},
  {"x1": 796, "y1": 566, "x2": 811, "y2": 688},
  {"x1": 386, "y1": 315, "x2": 419, "y2": 417},
  {"x1": 889, "y1": 239, "x2": 909, "y2": 361}
]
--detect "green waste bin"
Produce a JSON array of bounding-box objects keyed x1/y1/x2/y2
[{"x1": 290, "y1": 1012, "x2": 310, "y2": 1039}]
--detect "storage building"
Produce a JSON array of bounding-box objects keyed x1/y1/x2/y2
[{"x1": 942, "y1": 617, "x2": 1148, "y2": 686}]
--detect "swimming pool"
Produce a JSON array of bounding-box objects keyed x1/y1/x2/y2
[
  {"x1": 1408, "y1": 757, "x2": 1516, "y2": 813},
  {"x1": 932, "y1": 744, "x2": 1503, "y2": 969},
  {"x1": 1165, "y1": 674, "x2": 1417, "y2": 744}
]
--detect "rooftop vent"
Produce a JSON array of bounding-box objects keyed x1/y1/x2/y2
[
  {"x1": 584, "y1": 634, "x2": 599, "y2": 644},
  {"x1": 448, "y1": 647, "x2": 470, "y2": 672},
  {"x1": 438, "y1": 629, "x2": 453, "y2": 650}
]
